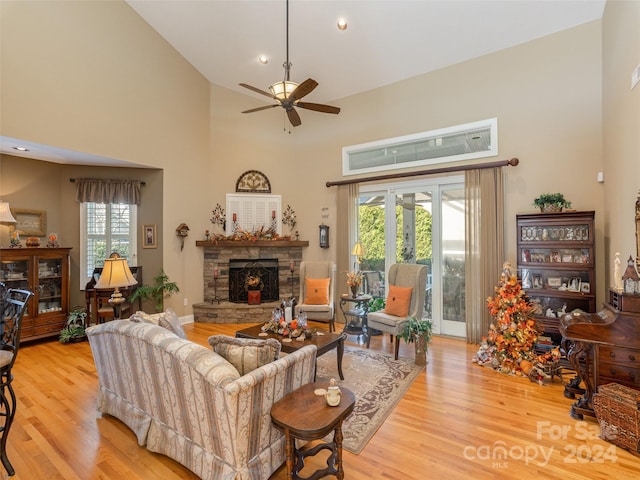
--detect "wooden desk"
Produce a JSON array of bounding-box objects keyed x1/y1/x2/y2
[
  {"x1": 559, "y1": 290, "x2": 640, "y2": 419},
  {"x1": 271, "y1": 382, "x2": 355, "y2": 480},
  {"x1": 85, "y1": 266, "x2": 142, "y2": 323}
]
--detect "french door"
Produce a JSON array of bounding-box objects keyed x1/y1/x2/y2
[{"x1": 358, "y1": 177, "x2": 465, "y2": 338}]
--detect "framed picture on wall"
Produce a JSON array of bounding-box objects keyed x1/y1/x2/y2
[
  {"x1": 9, "y1": 208, "x2": 47, "y2": 236},
  {"x1": 143, "y1": 224, "x2": 157, "y2": 249}
]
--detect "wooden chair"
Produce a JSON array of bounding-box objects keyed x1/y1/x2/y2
[
  {"x1": 0, "y1": 288, "x2": 33, "y2": 476},
  {"x1": 294, "y1": 261, "x2": 336, "y2": 332},
  {"x1": 366, "y1": 263, "x2": 427, "y2": 360}
]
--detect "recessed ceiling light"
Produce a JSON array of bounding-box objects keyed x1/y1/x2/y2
[
  {"x1": 13, "y1": 146, "x2": 29, "y2": 152},
  {"x1": 259, "y1": 55, "x2": 269, "y2": 64},
  {"x1": 337, "y1": 18, "x2": 348, "y2": 30}
]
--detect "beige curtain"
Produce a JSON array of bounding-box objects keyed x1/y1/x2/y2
[
  {"x1": 74, "y1": 178, "x2": 143, "y2": 205},
  {"x1": 465, "y1": 167, "x2": 504, "y2": 343},
  {"x1": 336, "y1": 184, "x2": 359, "y2": 322}
]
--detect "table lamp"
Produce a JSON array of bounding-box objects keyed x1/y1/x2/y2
[
  {"x1": 95, "y1": 252, "x2": 138, "y2": 319},
  {"x1": 352, "y1": 241, "x2": 365, "y2": 271},
  {"x1": 0, "y1": 201, "x2": 17, "y2": 248}
]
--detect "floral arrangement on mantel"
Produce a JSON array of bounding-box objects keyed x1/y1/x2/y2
[
  {"x1": 473, "y1": 262, "x2": 542, "y2": 376},
  {"x1": 206, "y1": 204, "x2": 300, "y2": 243}
]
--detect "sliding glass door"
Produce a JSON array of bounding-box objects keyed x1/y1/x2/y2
[{"x1": 358, "y1": 176, "x2": 465, "y2": 338}]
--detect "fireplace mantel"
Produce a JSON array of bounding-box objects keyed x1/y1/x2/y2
[{"x1": 196, "y1": 240, "x2": 309, "y2": 248}]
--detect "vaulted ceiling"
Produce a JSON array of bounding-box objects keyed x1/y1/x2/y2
[{"x1": 1, "y1": 0, "x2": 606, "y2": 164}]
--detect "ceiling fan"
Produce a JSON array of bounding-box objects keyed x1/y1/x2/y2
[{"x1": 239, "y1": 0, "x2": 340, "y2": 127}]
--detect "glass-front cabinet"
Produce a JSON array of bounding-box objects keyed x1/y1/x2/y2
[
  {"x1": 516, "y1": 211, "x2": 596, "y2": 349},
  {"x1": 0, "y1": 247, "x2": 71, "y2": 340}
]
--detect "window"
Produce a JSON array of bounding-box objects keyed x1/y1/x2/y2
[
  {"x1": 80, "y1": 202, "x2": 137, "y2": 288},
  {"x1": 343, "y1": 118, "x2": 498, "y2": 176}
]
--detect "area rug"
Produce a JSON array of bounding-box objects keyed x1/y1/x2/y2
[{"x1": 315, "y1": 346, "x2": 423, "y2": 454}]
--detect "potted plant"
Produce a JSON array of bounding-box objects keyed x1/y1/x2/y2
[
  {"x1": 129, "y1": 269, "x2": 180, "y2": 312},
  {"x1": 59, "y1": 306, "x2": 88, "y2": 343},
  {"x1": 533, "y1": 193, "x2": 571, "y2": 213},
  {"x1": 400, "y1": 316, "x2": 433, "y2": 366}
]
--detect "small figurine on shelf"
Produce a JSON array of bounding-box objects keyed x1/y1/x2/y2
[
  {"x1": 47, "y1": 232, "x2": 59, "y2": 248},
  {"x1": 614, "y1": 252, "x2": 622, "y2": 292},
  {"x1": 9, "y1": 231, "x2": 22, "y2": 248}
]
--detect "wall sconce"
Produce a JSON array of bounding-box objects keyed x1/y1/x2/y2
[{"x1": 319, "y1": 224, "x2": 329, "y2": 248}]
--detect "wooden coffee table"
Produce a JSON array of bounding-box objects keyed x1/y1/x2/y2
[
  {"x1": 271, "y1": 382, "x2": 356, "y2": 480},
  {"x1": 235, "y1": 324, "x2": 346, "y2": 380}
]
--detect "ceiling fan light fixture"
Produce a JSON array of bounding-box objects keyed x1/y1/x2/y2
[{"x1": 269, "y1": 80, "x2": 298, "y2": 100}]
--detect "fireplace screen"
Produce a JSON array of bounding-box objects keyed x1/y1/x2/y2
[{"x1": 228, "y1": 259, "x2": 279, "y2": 303}]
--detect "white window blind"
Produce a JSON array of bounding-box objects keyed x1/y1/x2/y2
[
  {"x1": 226, "y1": 194, "x2": 281, "y2": 236},
  {"x1": 80, "y1": 202, "x2": 137, "y2": 288}
]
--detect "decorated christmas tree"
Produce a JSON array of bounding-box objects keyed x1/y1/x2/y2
[{"x1": 473, "y1": 262, "x2": 542, "y2": 375}]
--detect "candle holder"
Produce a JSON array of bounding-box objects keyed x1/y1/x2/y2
[
  {"x1": 289, "y1": 262, "x2": 295, "y2": 298},
  {"x1": 210, "y1": 269, "x2": 222, "y2": 304}
]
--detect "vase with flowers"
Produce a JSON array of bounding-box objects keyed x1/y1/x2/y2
[
  {"x1": 245, "y1": 275, "x2": 263, "y2": 305},
  {"x1": 262, "y1": 307, "x2": 316, "y2": 339},
  {"x1": 346, "y1": 271, "x2": 362, "y2": 298}
]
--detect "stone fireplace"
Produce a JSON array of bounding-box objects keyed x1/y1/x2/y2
[{"x1": 193, "y1": 239, "x2": 308, "y2": 323}]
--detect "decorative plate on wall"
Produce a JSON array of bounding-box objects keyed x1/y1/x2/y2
[{"x1": 235, "y1": 170, "x2": 271, "y2": 193}]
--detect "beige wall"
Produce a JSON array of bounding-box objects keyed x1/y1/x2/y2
[
  {"x1": 206, "y1": 20, "x2": 605, "y2": 304},
  {"x1": 0, "y1": 154, "x2": 163, "y2": 309},
  {"x1": 3, "y1": 0, "x2": 634, "y2": 317},
  {"x1": 602, "y1": 0, "x2": 640, "y2": 289},
  {"x1": 1, "y1": 0, "x2": 210, "y2": 315}
]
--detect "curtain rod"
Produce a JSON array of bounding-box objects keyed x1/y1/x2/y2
[
  {"x1": 325, "y1": 157, "x2": 519, "y2": 187},
  {"x1": 69, "y1": 178, "x2": 146, "y2": 185}
]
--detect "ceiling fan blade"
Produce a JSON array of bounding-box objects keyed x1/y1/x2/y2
[
  {"x1": 239, "y1": 83, "x2": 277, "y2": 99},
  {"x1": 289, "y1": 78, "x2": 318, "y2": 101},
  {"x1": 242, "y1": 104, "x2": 279, "y2": 114},
  {"x1": 296, "y1": 102, "x2": 341, "y2": 114},
  {"x1": 287, "y1": 108, "x2": 302, "y2": 127}
]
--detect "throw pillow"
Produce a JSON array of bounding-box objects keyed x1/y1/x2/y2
[
  {"x1": 384, "y1": 285, "x2": 414, "y2": 317},
  {"x1": 158, "y1": 309, "x2": 187, "y2": 339},
  {"x1": 304, "y1": 277, "x2": 330, "y2": 305},
  {"x1": 208, "y1": 335, "x2": 281, "y2": 376},
  {"x1": 129, "y1": 310, "x2": 162, "y2": 325}
]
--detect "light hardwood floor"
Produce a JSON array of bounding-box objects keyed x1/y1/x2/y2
[{"x1": 7, "y1": 321, "x2": 640, "y2": 479}]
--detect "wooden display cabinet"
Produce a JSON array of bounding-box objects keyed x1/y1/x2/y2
[
  {"x1": 0, "y1": 247, "x2": 71, "y2": 341},
  {"x1": 516, "y1": 211, "x2": 596, "y2": 346}
]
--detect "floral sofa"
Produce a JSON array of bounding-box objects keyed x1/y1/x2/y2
[{"x1": 86, "y1": 318, "x2": 317, "y2": 480}]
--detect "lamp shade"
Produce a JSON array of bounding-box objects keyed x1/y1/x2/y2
[
  {"x1": 269, "y1": 80, "x2": 298, "y2": 100},
  {"x1": 95, "y1": 256, "x2": 138, "y2": 289},
  {"x1": 351, "y1": 241, "x2": 365, "y2": 257},
  {"x1": 0, "y1": 202, "x2": 16, "y2": 224}
]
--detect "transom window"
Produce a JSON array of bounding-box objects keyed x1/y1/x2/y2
[{"x1": 343, "y1": 118, "x2": 498, "y2": 176}]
